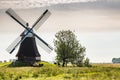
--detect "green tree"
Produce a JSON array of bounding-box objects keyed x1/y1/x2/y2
[
  {"x1": 84, "y1": 57, "x2": 91, "y2": 67},
  {"x1": 54, "y1": 30, "x2": 86, "y2": 67},
  {"x1": 75, "y1": 47, "x2": 85, "y2": 67}
]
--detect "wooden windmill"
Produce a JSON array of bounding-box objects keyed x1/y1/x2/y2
[{"x1": 6, "y1": 8, "x2": 53, "y2": 64}]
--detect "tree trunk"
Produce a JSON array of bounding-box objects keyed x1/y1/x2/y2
[
  {"x1": 62, "y1": 61, "x2": 65, "y2": 67},
  {"x1": 62, "y1": 59, "x2": 65, "y2": 67}
]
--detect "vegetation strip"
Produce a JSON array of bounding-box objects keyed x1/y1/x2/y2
[{"x1": 0, "y1": 62, "x2": 120, "y2": 80}]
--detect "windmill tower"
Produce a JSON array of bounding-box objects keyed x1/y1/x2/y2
[
  {"x1": 16, "y1": 28, "x2": 41, "y2": 62},
  {"x1": 6, "y1": 8, "x2": 53, "y2": 64}
]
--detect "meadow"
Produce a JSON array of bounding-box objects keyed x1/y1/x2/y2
[{"x1": 0, "y1": 62, "x2": 120, "y2": 80}]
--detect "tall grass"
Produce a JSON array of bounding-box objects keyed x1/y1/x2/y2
[{"x1": 0, "y1": 62, "x2": 120, "y2": 80}]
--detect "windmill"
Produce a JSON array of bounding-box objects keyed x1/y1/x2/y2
[{"x1": 6, "y1": 8, "x2": 53, "y2": 64}]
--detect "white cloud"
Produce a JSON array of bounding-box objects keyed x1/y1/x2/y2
[
  {"x1": 0, "y1": 0, "x2": 120, "y2": 10},
  {"x1": 0, "y1": 0, "x2": 98, "y2": 9}
]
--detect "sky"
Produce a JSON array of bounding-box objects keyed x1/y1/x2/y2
[{"x1": 0, "y1": 0, "x2": 120, "y2": 63}]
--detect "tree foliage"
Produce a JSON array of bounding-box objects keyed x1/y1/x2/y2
[
  {"x1": 112, "y1": 58, "x2": 120, "y2": 63},
  {"x1": 54, "y1": 30, "x2": 87, "y2": 67}
]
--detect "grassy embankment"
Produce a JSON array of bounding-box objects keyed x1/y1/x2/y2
[{"x1": 0, "y1": 62, "x2": 120, "y2": 80}]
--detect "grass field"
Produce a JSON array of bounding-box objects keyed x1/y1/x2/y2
[{"x1": 0, "y1": 62, "x2": 120, "y2": 80}]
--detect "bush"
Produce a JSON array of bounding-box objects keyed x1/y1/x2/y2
[
  {"x1": 10, "y1": 61, "x2": 31, "y2": 67},
  {"x1": 84, "y1": 58, "x2": 92, "y2": 67},
  {"x1": 76, "y1": 60, "x2": 84, "y2": 67}
]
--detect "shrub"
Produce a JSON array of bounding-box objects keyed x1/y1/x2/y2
[
  {"x1": 10, "y1": 61, "x2": 31, "y2": 67},
  {"x1": 84, "y1": 58, "x2": 92, "y2": 67}
]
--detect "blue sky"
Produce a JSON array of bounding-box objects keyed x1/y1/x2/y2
[{"x1": 0, "y1": 0, "x2": 120, "y2": 63}]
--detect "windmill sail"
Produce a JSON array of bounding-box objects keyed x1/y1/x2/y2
[
  {"x1": 6, "y1": 36, "x2": 21, "y2": 53},
  {"x1": 32, "y1": 9, "x2": 51, "y2": 31},
  {"x1": 6, "y1": 8, "x2": 27, "y2": 28},
  {"x1": 35, "y1": 37, "x2": 53, "y2": 53}
]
